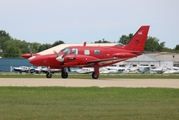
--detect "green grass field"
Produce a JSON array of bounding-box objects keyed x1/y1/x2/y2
[
  {"x1": 0, "y1": 87, "x2": 179, "y2": 120},
  {"x1": 0, "y1": 72, "x2": 179, "y2": 79}
]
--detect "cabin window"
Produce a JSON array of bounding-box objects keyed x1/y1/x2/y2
[
  {"x1": 84, "y1": 50, "x2": 90, "y2": 55},
  {"x1": 94, "y1": 50, "x2": 100, "y2": 54},
  {"x1": 72, "y1": 48, "x2": 78, "y2": 55}
]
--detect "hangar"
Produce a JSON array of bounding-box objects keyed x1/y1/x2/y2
[
  {"x1": 0, "y1": 58, "x2": 32, "y2": 72},
  {"x1": 113, "y1": 53, "x2": 174, "y2": 68}
]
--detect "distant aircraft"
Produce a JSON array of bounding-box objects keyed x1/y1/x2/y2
[
  {"x1": 163, "y1": 67, "x2": 179, "y2": 74},
  {"x1": 75, "y1": 67, "x2": 119, "y2": 74},
  {"x1": 13, "y1": 66, "x2": 34, "y2": 73},
  {"x1": 150, "y1": 65, "x2": 168, "y2": 74},
  {"x1": 22, "y1": 26, "x2": 150, "y2": 79},
  {"x1": 75, "y1": 68, "x2": 94, "y2": 74},
  {"x1": 34, "y1": 67, "x2": 60, "y2": 74}
]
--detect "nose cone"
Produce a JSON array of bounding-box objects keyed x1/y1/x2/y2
[
  {"x1": 29, "y1": 56, "x2": 47, "y2": 66},
  {"x1": 29, "y1": 58, "x2": 37, "y2": 65}
]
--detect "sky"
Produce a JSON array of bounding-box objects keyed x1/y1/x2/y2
[{"x1": 0, "y1": 0, "x2": 179, "y2": 48}]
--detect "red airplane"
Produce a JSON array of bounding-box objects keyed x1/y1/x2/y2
[{"x1": 22, "y1": 26, "x2": 150, "y2": 79}]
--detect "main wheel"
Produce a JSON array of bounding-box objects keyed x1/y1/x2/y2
[
  {"x1": 61, "y1": 71, "x2": 68, "y2": 78},
  {"x1": 92, "y1": 72, "x2": 99, "y2": 79},
  {"x1": 46, "y1": 72, "x2": 52, "y2": 78}
]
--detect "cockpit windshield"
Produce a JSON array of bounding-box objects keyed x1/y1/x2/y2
[{"x1": 60, "y1": 47, "x2": 70, "y2": 54}]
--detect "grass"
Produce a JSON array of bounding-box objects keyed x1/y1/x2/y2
[
  {"x1": 0, "y1": 87, "x2": 179, "y2": 120},
  {"x1": 0, "y1": 72, "x2": 179, "y2": 79}
]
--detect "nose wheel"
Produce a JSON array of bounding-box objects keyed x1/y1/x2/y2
[{"x1": 46, "y1": 72, "x2": 52, "y2": 78}]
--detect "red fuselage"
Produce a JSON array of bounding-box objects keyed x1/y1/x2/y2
[{"x1": 29, "y1": 45, "x2": 139, "y2": 69}]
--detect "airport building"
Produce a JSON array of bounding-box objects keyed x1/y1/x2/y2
[
  {"x1": 113, "y1": 53, "x2": 174, "y2": 68},
  {"x1": 0, "y1": 58, "x2": 32, "y2": 72},
  {"x1": 0, "y1": 43, "x2": 179, "y2": 72}
]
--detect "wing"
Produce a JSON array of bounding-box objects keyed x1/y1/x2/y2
[
  {"x1": 84, "y1": 52, "x2": 140, "y2": 67},
  {"x1": 85, "y1": 57, "x2": 126, "y2": 67}
]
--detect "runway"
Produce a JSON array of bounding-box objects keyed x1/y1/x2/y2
[{"x1": 0, "y1": 78, "x2": 179, "y2": 88}]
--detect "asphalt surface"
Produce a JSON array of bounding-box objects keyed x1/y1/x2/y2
[{"x1": 0, "y1": 78, "x2": 179, "y2": 88}]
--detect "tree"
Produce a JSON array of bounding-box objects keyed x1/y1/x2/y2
[
  {"x1": 38, "y1": 43, "x2": 52, "y2": 52},
  {"x1": 2, "y1": 45, "x2": 21, "y2": 58},
  {"x1": 144, "y1": 37, "x2": 165, "y2": 52},
  {"x1": 94, "y1": 38, "x2": 112, "y2": 43},
  {"x1": 30, "y1": 42, "x2": 41, "y2": 53},
  {"x1": 52, "y1": 40, "x2": 65, "y2": 47},
  {"x1": 0, "y1": 30, "x2": 12, "y2": 50},
  {"x1": 0, "y1": 30, "x2": 11, "y2": 39},
  {"x1": 118, "y1": 33, "x2": 133, "y2": 44},
  {"x1": 175, "y1": 44, "x2": 179, "y2": 52}
]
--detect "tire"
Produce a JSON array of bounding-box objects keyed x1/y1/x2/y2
[
  {"x1": 92, "y1": 72, "x2": 99, "y2": 79},
  {"x1": 61, "y1": 71, "x2": 68, "y2": 78},
  {"x1": 46, "y1": 72, "x2": 52, "y2": 78}
]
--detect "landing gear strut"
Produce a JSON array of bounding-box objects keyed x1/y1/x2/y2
[{"x1": 92, "y1": 63, "x2": 99, "y2": 79}]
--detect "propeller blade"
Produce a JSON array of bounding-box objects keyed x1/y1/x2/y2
[
  {"x1": 62, "y1": 51, "x2": 68, "y2": 58},
  {"x1": 56, "y1": 51, "x2": 69, "y2": 62},
  {"x1": 53, "y1": 50, "x2": 59, "y2": 57},
  {"x1": 28, "y1": 45, "x2": 33, "y2": 57}
]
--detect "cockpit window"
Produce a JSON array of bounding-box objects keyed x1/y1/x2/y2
[
  {"x1": 60, "y1": 47, "x2": 70, "y2": 54},
  {"x1": 72, "y1": 48, "x2": 78, "y2": 54}
]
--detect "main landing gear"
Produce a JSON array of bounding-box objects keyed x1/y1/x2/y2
[
  {"x1": 46, "y1": 71, "x2": 98, "y2": 79},
  {"x1": 61, "y1": 71, "x2": 68, "y2": 78},
  {"x1": 91, "y1": 63, "x2": 99, "y2": 79},
  {"x1": 45, "y1": 70, "x2": 68, "y2": 79},
  {"x1": 45, "y1": 65, "x2": 99, "y2": 79},
  {"x1": 92, "y1": 72, "x2": 99, "y2": 79}
]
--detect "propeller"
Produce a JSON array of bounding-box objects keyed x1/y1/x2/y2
[
  {"x1": 53, "y1": 50, "x2": 59, "y2": 57},
  {"x1": 54, "y1": 50, "x2": 68, "y2": 62},
  {"x1": 28, "y1": 45, "x2": 33, "y2": 57}
]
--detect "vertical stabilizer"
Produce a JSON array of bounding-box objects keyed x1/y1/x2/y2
[{"x1": 124, "y1": 26, "x2": 150, "y2": 52}]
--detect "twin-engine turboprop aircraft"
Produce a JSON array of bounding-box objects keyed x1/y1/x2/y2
[{"x1": 22, "y1": 26, "x2": 150, "y2": 79}]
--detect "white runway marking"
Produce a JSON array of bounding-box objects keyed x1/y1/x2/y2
[{"x1": 0, "y1": 78, "x2": 179, "y2": 88}]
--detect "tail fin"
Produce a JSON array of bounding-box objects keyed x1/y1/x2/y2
[{"x1": 124, "y1": 26, "x2": 150, "y2": 52}]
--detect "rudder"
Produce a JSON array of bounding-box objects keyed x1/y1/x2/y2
[{"x1": 124, "y1": 26, "x2": 150, "y2": 52}]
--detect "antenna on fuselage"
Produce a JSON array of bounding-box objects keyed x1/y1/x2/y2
[{"x1": 83, "y1": 42, "x2": 86, "y2": 46}]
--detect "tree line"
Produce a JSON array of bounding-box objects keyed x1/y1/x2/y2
[
  {"x1": 95, "y1": 34, "x2": 179, "y2": 53},
  {"x1": 0, "y1": 30, "x2": 179, "y2": 58},
  {"x1": 0, "y1": 30, "x2": 64, "y2": 58}
]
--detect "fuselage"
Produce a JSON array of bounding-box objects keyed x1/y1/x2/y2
[{"x1": 29, "y1": 45, "x2": 139, "y2": 69}]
